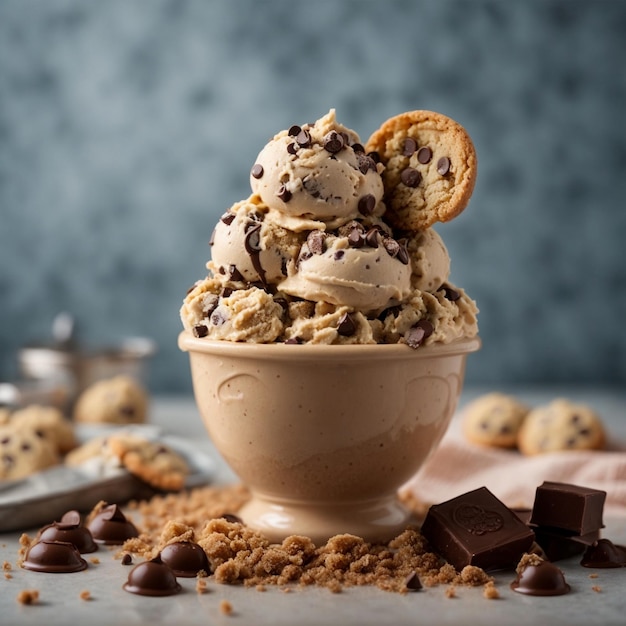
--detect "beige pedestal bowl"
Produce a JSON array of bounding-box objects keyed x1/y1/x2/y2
[{"x1": 179, "y1": 331, "x2": 480, "y2": 544}]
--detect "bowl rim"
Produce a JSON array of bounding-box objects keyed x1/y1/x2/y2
[{"x1": 178, "y1": 331, "x2": 480, "y2": 362}]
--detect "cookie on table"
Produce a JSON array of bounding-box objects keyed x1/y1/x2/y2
[
  {"x1": 365, "y1": 110, "x2": 477, "y2": 231},
  {"x1": 73, "y1": 376, "x2": 148, "y2": 425},
  {"x1": 10, "y1": 404, "x2": 77, "y2": 454},
  {"x1": 0, "y1": 423, "x2": 60, "y2": 481},
  {"x1": 64, "y1": 435, "x2": 115, "y2": 467},
  {"x1": 106, "y1": 433, "x2": 189, "y2": 491},
  {"x1": 517, "y1": 398, "x2": 605, "y2": 456},
  {"x1": 462, "y1": 392, "x2": 530, "y2": 449}
]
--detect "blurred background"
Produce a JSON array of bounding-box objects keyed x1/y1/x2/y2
[{"x1": 1, "y1": 0, "x2": 625, "y2": 395}]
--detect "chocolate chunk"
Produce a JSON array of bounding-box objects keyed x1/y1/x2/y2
[
  {"x1": 421, "y1": 487, "x2": 535, "y2": 571},
  {"x1": 287, "y1": 142, "x2": 298, "y2": 155},
  {"x1": 416, "y1": 146, "x2": 432, "y2": 164},
  {"x1": 307, "y1": 230, "x2": 326, "y2": 255},
  {"x1": 365, "y1": 228, "x2": 380, "y2": 248},
  {"x1": 532, "y1": 527, "x2": 600, "y2": 562},
  {"x1": 348, "y1": 228, "x2": 365, "y2": 248},
  {"x1": 123, "y1": 557, "x2": 182, "y2": 597},
  {"x1": 23, "y1": 540, "x2": 88, "y2": 573},
  {"x1": 159, "y1": 541, "x2": 211, "y2": 577},
  {"x1": 295, "y1": 129, "x2": 311, "y2": 148},
  {"x1": 202, "y1": 294, "x2": 219, "y2": 317},
  {"x1": 358, "y1": 194, "x2": 376, "y2": 216},
  {"x1": 580, "y1": 538, "x2": 626, "y2": 568},
  {"x1": 229, "y1": 265, "x2": 245, "y2": 282},
  {"x1": 288, "y1": 124, "x2": 301, "y2": 137},
  {"x1": 220, "y1": 212, "x2": 236, "y2": 226},
  {"x1": 337, "y1": 312, "x2": 357, "y2": 337},
  {"x1": 210, "y1": 309, "x2": 227, "y2": 326},
  {"x1": 323, "y1": 131, "x2": 344, "y2": 153},
  {"x1": 357, "y1": 152, "x2": 376, "y2": 174},
  {"x1": 529, "y1": 481, "x2": 606, "y2": 535},
  {"x1": 220, "y1": 287, "x2": 233, "y2": 298},
  {"x1": 400, "y1": 167, "x2": 421, "y2": 188},
  {"x1": 438, "y1": 284, "x2": 461, "y2": 302},
  {"x1": 405, "y1": 320, "x2": 434, "y2": 349},
  {"x1": 250, "y1": 163, "x2": 264, "y2": 179},
  {"x1": 404, "y1": 571, "x2": 422, "y2": 591},
  {"x1": 193, "y1": 324, "x2": 209, "y2": 338},
  {"x1": 87, "y1": 504, "x2": 139, "y2": 545},
  {"x1": 437, "y1": 156, "x2": 451, "y2": 176},
  {"x1": 510, "y1": 560, "x2": 570, "y2": 596},
  {"x1": 37, "y1": 511, "x2": 98, "y2": 554},
  {"x1": 402, "y1": 137, "x2": 418, "y2": 156},
  {"x1": 276, "y1": 184, "x2": 292, "y2": 202}
]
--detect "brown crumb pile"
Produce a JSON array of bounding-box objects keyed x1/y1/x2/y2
[
  {"x1": 16, "y1": 589, "x2": 39, "y2": 605},
  {"x1": 516, "y1": 552, "x2": 544, "y2": 575},
  {"x1": 114, "y1": 485, "x2": 495, "y2": 595}
]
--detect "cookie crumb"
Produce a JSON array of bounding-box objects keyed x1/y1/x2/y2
[
  {"x1": 196, "y1": 579, "x2": 208, "y2": 594},
  {"x1": 445, "y1": 585, "x2": 457, "y2": 598},
  {"x1": 256, "y1": 584, "x2": 266, "y2": 592},
  {"x1": 80, "y1": 590, "x2": 92, "y2": 601},
  {"x1": 16, "y1": 590, "x2": 39, "y2": 605},
  {"x1": 483, "y1": 581, "x2": 500, "y2": 599},
  {"x1": 589, "y1": 573, "x2": 599, "y2": 579},
  {"x1": 5, "y1": 573, "x2": 13, "y2": 579},
  {"x1": 219, "y1": 599, "x2": 233, "y2": 615},
  {"x1": 3, "y1": 560, "x2": 11, "y2": 570},
  {"x1": 592, "y1": 585, "x2": 602, "y2": 593},
  {"x1": 89, "y1": 557, "x2": 100, "y2": 565}
]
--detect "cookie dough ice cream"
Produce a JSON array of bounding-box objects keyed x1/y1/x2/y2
[{"x1": 181, "y1": 109, "x2": 478, "y2": 348}]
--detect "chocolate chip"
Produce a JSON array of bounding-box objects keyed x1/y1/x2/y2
[
  {"x1": 396, "y1": 239, "x2": 409, "y2": 265},
  {"x1": 284, "y1": 337, "x2": 302, "y2": 344},
  {"x1": 403, "y1": 137, "x2": 418, "y2": 156},
  {"x1": 400, "y1": 167, "x2": 421, "y2": 187},
  {"x1": 365, "y1": 228, "x2": 380, "y2": 248},
  {"x1": 416, "y1": 146, "x2": 432, "y2": 164},
  {"x1": 382, "y1": 236, "x2": 400, "y2": 258},
  {"x1": 287, "y1": 142, "x2": 298, "y2": 155},
  {"x1": 357, "y1": 153, "x2": 376, "y2": 174},
  {"x1": 417, "y1": 319, "x2": 434, "y2": 338},
  {"x1": 334, "y1": 250, "x2": 345, "y2": 260},
  {"x1": 337, "y1": 312, "x2": 357, "y2": 337},
  {"x1": 437, "y1": 156, "x2": 451, "y2": 176},
  {"x1": 34, "y1": 429, "x2": 45, "y2": 438},
  {"x1": 288, "y1": 125, "x2": 301, "y2": 137},
  {"x1": 323, "y1": 131, "x2": 344, "y2": 153},
  {"x1": 121, "y1": 553, "x2": 133, "y2": 566},
  {"x1": 210, "y1": 309, "x2": 227, "y2": 326},
  {"x1": 405, "y1": 320, "x2": 434, "y2": 349},
  {"x1": 295, "y1": 129, "x2": 311, "y2": 148},
  {"x1": 202, "y1": 294, "x2": 219, "y2": 317},
  {"x1": 358, "y1": 194, "x2": 376, "y2": 216},
  {"x1": 348, "y1": 228, "x2": 364, "y2": 248},
  {"x1": 351, "y1": 142, "x2": 365, "y2": 153},
  {"x1": 229, "y1": 265, "x2": 245, "y2": 282},
  {"x1": 21, "y1": 442, "x2": 31, "y2": 452},
  {"x1": 220, "y1": 513, "x2": 243, "y2": 524},
  {"x1": 221, "y1": 287, "x2": 233, "y2": 298},
  {"x1": 276, "y1": 184, "x2": 292, "y2": 202},
  {"x1": 438, "y1": 284, "x2": 461, "y2": 301},
  {"x1": 2, "y1": 454, "x2": 14, "y2": 467},
  {"x1": 193, "y1": 324, "x2": 209, "y2": 338},
  {"x1": 1, "y1": 436, "x2": 10, "y2": 445},
  {"x1": 220, "y1": 212, "x2": 236, "y2": 226},
  {"x1": 307, "y1": 230, "x2": 326, "y2": 255},
  {"x1": 367, "y1": 150, "x2": 381, "y2": 163},
  {"x1": 250, "y1": 164, "x2": 264, "y2": 179},
  {"x1": 405, "y1": 571, "x2": 423, "y2": 591}
]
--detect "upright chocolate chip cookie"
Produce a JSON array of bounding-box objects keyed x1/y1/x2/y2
[{"x1": 366, "y1": 110, "x2": 477, "y2": 231}]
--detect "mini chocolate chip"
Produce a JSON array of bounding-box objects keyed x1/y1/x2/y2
[
  {"x1": 416, "y1": 319, "x2": 434, "y2": 338},
  {"x1": 220, "y1": 513, "x2": 243, "y2": 524},
  {"x1": 210, "y1": 309, "x2": 227, "y2": 326},
  {"x1": 334, "y1": 250, "x2": 345, "y2": 260},
  {"x1": 323, "y1": 131, "x2": 344, "y2": 153},
  {"x1": 396, "y1": 240, "x2": 409, "y2": 265},
  {"x1": 295, "y1": 129, "x2": 311, "y2": 148},
  {"x1": 193, "y1": 324, "x2": 209, "y2": 338},
  {"x1": 1, "y1": 436, "x2": 10, "y2": 445},
  {"x1": 229, "y1": 265, "x2": 245, "y2": 282},
  {"x1": 288, "y1": 125, "x2": 301, "y2": 137},
  {"x1": 2, "y1": 454, "x2": 14, "y2": 468},
  {"x1": 403, "y1": 137, "x2": 418, "y2": 156},
  {"x1": 121, "y1": 553, "x2": 133, "y2": 566},
  {"x1": 578, "y1": 428, "x2": 591, "y2": 437},
  {"x1": 276, "y1": 185, "x2": 292, "y2": 202},
  {"x1": 221, "y1": 287, "x2": 233, "y2": 298},
  {"x1": 570, "y1": 414, "x2": 580, "y2": 423},
  {"x1": 250, "y1": 164, "x2": 264, "y2": 179},
  {"x1": 438, "y1": 284, "x2": 461, "y2": 301},
  {"x1": 405, "y1": 326, "x2": 426, "y2": 349},
  {"x1": 405, "y1": 571, "x2": 422, "y2": 591},
  {"x1": 437, "y1": 156, "x2": 451, "y2": 176},
  {"x1": 287, "y1": 142, "x2": 298, "y2": 155},
  {"x1": 358, "y1": 194, "x2": 376, "y2": 216},
  {"x1": 348, "y1": 228, "x2": 364, "y2": 248},
  {"x1": 367, "y1": 150, "x2": 381, "y2": 163},
  {"x1": 21, "y1": 442, "x2": 31, "y2": 452},
  {"x1": 400, "y1": 167, "x2": 421, "y2": 188},
  {"x1": 202, "y1": 294, "x2": 219, "y2": 317},
  {"x1": 119, "y1": 405, "x2": 136, "y2": 418},
  {"x1": 365, "y1": 228, "x2": 379, "y2": 248},
  {"x1": 351, "y1": 142, "x2": 365, "y2": 153},
  {"x1": 220, "y1": 212, "x2": 236, "y2": 226},
  {"x1": 416, "y1": 146, "x2": 432, "y2": 164},
  {"x1": 307, "y1": 230, "x2": 326, "y2": 255},
  {"x1": 337, "y1": 312, "x2": 357, "y2": 337},
  {"x1": 382, "y1": 236, "x2": 400, "y2": 258},
  {"x1": 357, "y1": 153, "x2": 376, "y2": 174},
  {"x1": 284, "y1": 337, "x2": 302, "y2": 344},
  {"x1": 34, "y1": 429, "x2": 45, "y2": 438}
]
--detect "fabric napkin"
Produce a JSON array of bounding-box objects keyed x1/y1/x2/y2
[{"x1": 402, "y1": 418, "x2": 626, "y2": 517}]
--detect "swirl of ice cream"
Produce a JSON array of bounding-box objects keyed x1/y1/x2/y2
[
  {"x1": 249, "y1": 110, "x2": 384, "y2": 227},
  {"x1": 279, "y1": 222, "x2": 412, "y2": 312},
  {"x1": 405, "y1": 228, "x2": 451, "y2": 292},
  {"x1": 209, "y1": 197, "x2": 304, "y2": 286}
]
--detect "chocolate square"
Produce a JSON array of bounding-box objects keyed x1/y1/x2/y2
[
  {"x1": 529, "y1": 481, "x2": 606, "y2": 535},
  {"x1": 420, "y1": 487, "x2": 535, "y2": 571}
]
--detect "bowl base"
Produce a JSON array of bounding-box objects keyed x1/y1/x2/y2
[{"x1": 239, "y1": 492, "x2": 417, "y2": 545}]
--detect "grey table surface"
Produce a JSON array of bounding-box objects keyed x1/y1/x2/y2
[{"x1": 1, "y1": 386, "x2": 625, "y2": 626}]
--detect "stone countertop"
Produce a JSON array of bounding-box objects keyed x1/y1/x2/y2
[{"x1": 1, "y1": 387, "x2": 625, "y2": 626}]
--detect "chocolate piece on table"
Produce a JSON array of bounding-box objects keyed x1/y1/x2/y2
[
  {"x1": 420, "y1": 487, "x2": 535, "y2": 571},
  {"x1": 123, "y1": 557, "x2": 182, "y2": 597},
  {"x1": 532, "y1": 527, "x2": 600, "y2": 563},
  {"x1": 580, "y1": 538, "x2": 626, "y2": 568},
  {"x1": 88, "y1": 503, "x2": 139, "y2": 545},
  {"x1": 159, "y1": 541, "x2": 211, "y2": 577},
  {"x1": 37, "y1": 510, "x2": 98, "y2": 554},
  {"x1": 23, "y1": 540, "x2": 88, "y2": 573},
  {"x1": 529, "y1": 481, "x2": 606, "y2": 535},
  {"x1": 510, "y1": 560, "x2": 570, "y2": 596}
]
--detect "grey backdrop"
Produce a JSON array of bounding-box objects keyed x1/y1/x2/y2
[{"x1": 1, "y1": 0, "x2": 625, "y2": 393}]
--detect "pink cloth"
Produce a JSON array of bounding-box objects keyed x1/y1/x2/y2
[{"x1": 403, "y1": 419, "x2": 626, "y2": 517}]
